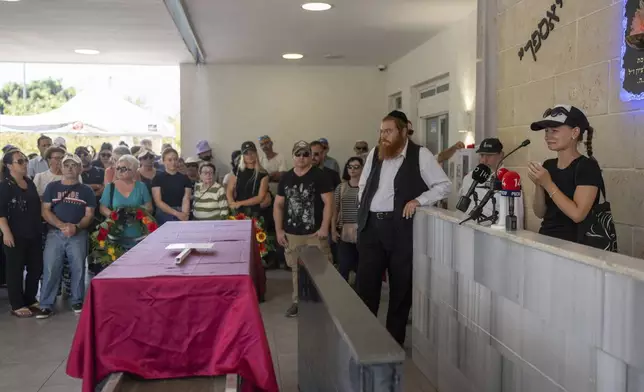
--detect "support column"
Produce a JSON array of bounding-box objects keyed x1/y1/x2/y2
[{"x1": 475, "y1": 0, "x2": 498, "y2": 142}]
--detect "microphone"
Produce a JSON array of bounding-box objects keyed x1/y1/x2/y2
[
  {"x1": 456, "y1": 164, "x2": 492, "y2": 212},
  {"x1": 494, "y1": 139, "x2": 531, "y2": 174},
  {"x1": 501, "y1": 171, "x2": 521, "y2": 231},
  {"x1": 494, "y1": 167, "x2": 509, "y2": 191}
]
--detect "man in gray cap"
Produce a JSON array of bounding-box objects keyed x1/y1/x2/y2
[{"x1": 274, "y1": 141, "x2": 334, "y2": 318}]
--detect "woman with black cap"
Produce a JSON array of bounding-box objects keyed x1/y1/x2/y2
[
  {"x1": 226, "y1": 142, "x2": 269, "y2": 217},
  {"x1": 527, "y1": 104, "x2": 609, "y2": 246}
]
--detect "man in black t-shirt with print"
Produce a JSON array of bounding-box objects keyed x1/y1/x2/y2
[{"x1": 274, "y1": 141, "x2": 334, "y2": 318}]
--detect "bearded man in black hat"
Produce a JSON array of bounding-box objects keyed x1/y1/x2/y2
[{"x1": 356, "y1": 110, "x2": 451, "y2": 346}]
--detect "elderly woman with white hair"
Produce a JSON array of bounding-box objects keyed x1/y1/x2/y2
[
  {"x1": 104, "y1": 145, "x2": 133, "y2": 185},
  {"x1": 100, "y1": 155, "x2": 152, "y2": 250}
]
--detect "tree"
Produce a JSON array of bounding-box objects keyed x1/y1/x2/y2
[{"x1": 0, "y1": 78, "x2": 76, "y2": 115}]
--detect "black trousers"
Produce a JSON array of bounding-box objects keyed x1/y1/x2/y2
[
  {"x1": 356, "y1": 213, "x2": 413, "y2": 346},
  {"x1": 2, "y1": 236, "x2": 43, "y2": 310}
]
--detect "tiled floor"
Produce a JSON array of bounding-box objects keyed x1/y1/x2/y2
[{"x1": 0, "y1": 270, "x2": 435, "y2": 392}]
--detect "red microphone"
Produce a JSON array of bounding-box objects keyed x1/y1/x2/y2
[
  {"x1": 497, "y1": 168, "x2": 509, "y2": 181},
  {"x1": 501, "y1": 171, "x2": 521, "y2": 231}
]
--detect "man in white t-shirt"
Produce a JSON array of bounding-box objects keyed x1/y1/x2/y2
[
  {"x1": 458, "y1": 138, "x2": 524, "y2": 228},
  {"x1": 258, "y1": 135, "x2": 288, "y2": 196}
]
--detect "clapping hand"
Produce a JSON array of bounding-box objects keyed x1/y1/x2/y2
[{"x1": 527, "y1": 162, "x2": 552, "y2": 188}]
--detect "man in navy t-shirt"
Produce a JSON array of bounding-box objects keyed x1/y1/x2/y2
[{"x1": 38, "y1": 153, "x2": 96, "y2": 318}]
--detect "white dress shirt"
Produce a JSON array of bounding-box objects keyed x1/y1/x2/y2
[
  {"x1": 260, "y1": 153, "x2": 289, "y2": 195},
  {"x1": 459, "y1": 168, "x2": 524, "y2": 229},
  {"x1": 358, "y1": 140, "x2": 452, "y2": 212},
  {"x1": 27, "y1": 156, "x2": 49, "y2": 178}
]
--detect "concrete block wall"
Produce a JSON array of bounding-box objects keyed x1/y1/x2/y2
[
  {"x1": 412, "y1": 208, "x2": 644, "y2": 392},
  {"x1": 494, "y1": 0, "x2": 644, "y2": 258}
]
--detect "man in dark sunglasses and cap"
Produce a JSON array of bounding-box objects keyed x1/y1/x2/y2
[{"x1": 274, "y1": 141, "x2": 334, "y2": 318}]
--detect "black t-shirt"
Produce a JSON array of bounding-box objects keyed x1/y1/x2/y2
[
  {"x1": 235, "y1": 169, "x2": 268, "y2": 203},
  {"x1": 151, "y1": 171, "x2": 192, "y2": 207},
  {"x1": 539, "y1": 156, "x2": 602, "y2": 243},
  {"x1": 91, "y1": 159, "x2": 105, "y2": 169},
  {"x1": 81, "y1": 166, "x2": 105, "y2": 185},
  {"x1": 278, "y1": 167, "x2": 333, "y2": 235},
  {"x1": 0, "y1": 177, "x2": 43, "y2": 239},
  {"x1": 322, "y1": 166, "x2": 341, "y2": 190}
]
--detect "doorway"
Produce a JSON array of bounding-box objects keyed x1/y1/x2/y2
[
  {"x1": 424, "y1": 114, "x2": 449, "y2": 172},
  {"x1": 424, "y1": 114, "x2": 449, "y2": 209}
]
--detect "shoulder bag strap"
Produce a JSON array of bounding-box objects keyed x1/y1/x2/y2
[
  {"x1": 109, "y1": 182, "x2": 116, "y2": 210},
  {"x1": 573, "y1": 158, "x2": 607, "y2": 202}
]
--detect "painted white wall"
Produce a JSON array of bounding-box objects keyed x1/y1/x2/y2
[
  {"x1": 385, "y1": 9, "x2": 478, "y2": 149},
  {"x1": 180, "y1": 64, "x2": 387, "y2": 177}
]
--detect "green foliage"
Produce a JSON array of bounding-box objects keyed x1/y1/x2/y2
[{"x1": 0, "y1": 78, "x2": 76, "y2": 115}]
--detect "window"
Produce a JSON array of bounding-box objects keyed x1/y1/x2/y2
[
  {"x1": 389, "y1": 93, "x2": 402, "y2": 111},
  {"x1": 420, "y1": 88, "x2": 436, "y2": 99}
]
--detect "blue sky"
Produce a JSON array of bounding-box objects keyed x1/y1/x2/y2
[{"x1": 0, "y1": 63, "x2": 180, "y2": 119}]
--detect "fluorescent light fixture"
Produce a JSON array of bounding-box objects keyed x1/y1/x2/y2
[
  {"x1": 458, "y1": 129, "x2": 468, "y2": 133},
  {"x1": 74, "y1": 49, "x2": 100, "y2": 55},
  {"x1": 282, "y1": 53, "x2": 304, "y2": 60},
  {"x1": 301, "y1": 2, "x2": 332, "y2": 11},
  {"x1": 1, "y1": 0, "x2": 22, "y2": 2}
]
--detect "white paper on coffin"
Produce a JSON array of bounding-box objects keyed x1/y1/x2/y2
[{"x1": 165, "y1": 243, "x2": 215, "y2": 265}]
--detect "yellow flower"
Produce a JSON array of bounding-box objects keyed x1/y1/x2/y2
[
  {"x1": 98, "y1": 241, "x2": 105, "y2": 248},
  {"x1": 111, "y1": 255, "x2": 116, "y2": 261},
  {"x1": 228, "y1": 216, "x2": 236, "y2": 220},
  {"x1": 142, "y1": 217, "x2": 151, "y2": 225},
  {"x1": 256, "y1": 231, "x2": 267, "y2": 243},
  {"x1": 107, "y1": 247, "x2": 115, "y2": 256}
]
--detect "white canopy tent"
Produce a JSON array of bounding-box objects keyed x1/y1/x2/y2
[{"x1": 0, "y1": 89, "x2": 175, "y2": 138}]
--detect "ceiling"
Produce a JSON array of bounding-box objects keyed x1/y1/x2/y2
[
  {"x1": 0, "y1": 0, "x2": 476, "y2": 66},
  {"x1": 0, "y1": 0, "x2": 192, "y2": 64}
]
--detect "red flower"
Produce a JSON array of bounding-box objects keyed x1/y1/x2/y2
[
  {"x1": 258, "y1": 242, "x2": 267, "y2": 254},
  {"x1": 110, "y1": 211, "x2": 118, "y2": 221},
  {"x1": 235, "y1": 213, "x2": 246, "y2": 220},
  {"x1": 97, "y1": 228, "x2": 108, "y2": 241},
  {"x1": 147, "y1": 222, "x2": 158, "y2": 232},
  {"x1": 135, "y1": 209, "x2": 144, "y2": 220}
]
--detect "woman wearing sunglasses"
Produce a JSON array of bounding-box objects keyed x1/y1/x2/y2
[
  {"x1": 332, "y1": 157, "x2": 363, "y2": 284},
  {"x1": 0, "y1": 149, "x2": 44, "y2": 317},
  {"x1": 100, "y1": 155, "x2": 153, "y2": 250},
  {"x1": 528, "y1": 105, "x2": 604, "y2": 244}
]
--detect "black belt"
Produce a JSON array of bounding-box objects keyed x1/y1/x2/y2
[{"x1": 370, "y1": 211, "x2": 394, "y2": 220}]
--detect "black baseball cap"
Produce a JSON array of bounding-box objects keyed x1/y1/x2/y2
[
  {"x1": 241, "y1": 141, "x2": 257, "y2": 154},
  {"x1": 531, "y1": 104, "x2": 590, "y2": 132},
  {"x1": 476, "y1": 138, "x2": 503, "y2": 154},
  {"x1": 74, "y1": 146, "x2": 90, "y2": 156}
]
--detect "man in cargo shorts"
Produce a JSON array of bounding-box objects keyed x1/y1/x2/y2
[{"x1": 274, "y1": 141, "x2": 334, "y2": 318}]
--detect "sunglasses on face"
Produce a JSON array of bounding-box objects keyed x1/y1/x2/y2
[
  {"x1": 12, "y1": 158, "x2": 27, "y2": 165},
  {"x1": 543, "y1": 107, "x2": 569, "y2": 118},
  {"x1": 347, "y1": 165, "x2": 362, "y2": 170},
  {"x1": 294, "y1": 152, "x2": 310, "y2": 158},
  {"x1": 77, "y1": 152, "x2": 88, "y2": 157},
  {"x1": 116, "y1": 166, "x2": 131, "y2": 173},
  {"x1": 100, "y1": 153, "x2": 112, "y2": 158},
  {"x1": 63, "y1": 163, "x2": 79, "y2": 169},
  {"x1": 355, "y1": 146, "x2": 367, "y2": 152}
]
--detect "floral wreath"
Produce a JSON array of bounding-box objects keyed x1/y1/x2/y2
[
  {"x1": 90, "y1": 208, "x2": 158, "y2": 266},
  {"x1": 228, "y1": 211, "x2": 274, "y2": 258}
]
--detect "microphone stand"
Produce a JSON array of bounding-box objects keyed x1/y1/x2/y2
[{"x1": 460, "y1": 139, "x2": 530, "y2": 226}]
